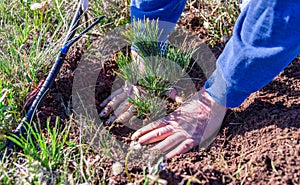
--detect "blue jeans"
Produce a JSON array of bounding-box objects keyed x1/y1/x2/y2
[{"x1": 130, "y1": 0, "x2": 300, "y2": 108}]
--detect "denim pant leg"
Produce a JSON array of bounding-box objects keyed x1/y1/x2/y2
[
  {"x1": 205, "y1": 0, "x2": 300, "y2": 108},
  {"x1": 130, "y1": 0, "x2": 186, "y2": 43}
]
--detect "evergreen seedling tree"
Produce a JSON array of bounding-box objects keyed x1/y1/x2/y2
[{"x1": 115, "y1": 19, "x2": 196, "y2": 123}]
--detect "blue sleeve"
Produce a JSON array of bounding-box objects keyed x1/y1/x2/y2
[
  {"x1": 205, "y1": 0, "x2": 300, "y2": 108},
  {"x1": 130, "y1": 0, "x2": 186, "y2": 42}
]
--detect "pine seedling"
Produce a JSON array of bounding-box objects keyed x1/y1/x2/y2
[
  {"x1": 128, "y1": 95, "x2": 166, "y2": 122},
  {"x1": 115, "y1": 51, "x2": 140, "y2": 84},
  {"x1": 162, "y1": 45, "x2": 196, "y2": 75},
  {"x1": 115, "y1": 18, "x2": 198, "y2": 124},
  {"x1": 122, "y1": 19, "x2": 163, "y2": 57}
]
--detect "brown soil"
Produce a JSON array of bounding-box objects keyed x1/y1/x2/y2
[{"x1": 24, "y1": 8, "x2": 299, "y2": 185}]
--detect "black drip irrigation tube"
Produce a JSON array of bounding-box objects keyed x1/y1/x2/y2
[{"x1": 1, "y1": 0, "x2": 104, "y2": 159}]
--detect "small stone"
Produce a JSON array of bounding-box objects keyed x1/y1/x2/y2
[
  {"x1": 203, "y1": 21, "x2": 210, "y2": 29},
  {"x1": 112, "y1": 162, "x2": 123, "y2": 176},
  {"x1": 129, "y1": 141, "x2": 142, "y2": 150}
]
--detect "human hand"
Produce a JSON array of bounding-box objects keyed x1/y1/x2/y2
[
  {"x1": 131, "y1": 88, "x2": 227, "y2": 159},
  {"x1": 99, "y1": 51, "x2": 183, "y2": 125},
  {"x1": 99, "y1": 81, "x2": 143, "y2": 125},
  {"x1": 99, "y1": 81, "x2": 183, "y2": 125}
]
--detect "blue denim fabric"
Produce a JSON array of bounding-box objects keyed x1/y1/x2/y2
[
  {"x1": 131, "y1": 0, "x2": 300, "y2": 108},
  {"x1": 205, "y1": 0, "x2": 300, "y2": 107}
]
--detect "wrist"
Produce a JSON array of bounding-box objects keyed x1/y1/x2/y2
[{"x1": 202, "y1": 88, "x2": 228, "y2": 110}]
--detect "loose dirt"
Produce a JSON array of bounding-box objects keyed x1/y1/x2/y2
[{"x1": 24, "y1": 9, "x2": 300, "y2": 185}]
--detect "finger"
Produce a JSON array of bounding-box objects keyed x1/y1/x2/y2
[
  {"x1": 164, "y1": 88, "x2": 183, "y2": 103},
  {"x1": 106, "y1": 100, "x2": 131, "y2": 125},
  {"x1": 115, "y1": 105, "x2": 135, "y2": 123},
  {"x1": 131, "y1": 119, "x2": 168, "y2": 141},
  {"x1": 127, "y1": 116, "x2": 142, "y2": 128},
  {"x1": 138, "y1": 125, "x2": 175, "y2": 144},
  {"x1": 129, "y1": 115, "x2": 152, "y2": 125},
  {"x1": 165, "y1": 138, "x2": 197, "y2": 159},
  {"x1": 99, "y1": 105, "x2": 114, "y2": 118},
  {"x1": 126, "y1": 115, "x2": 152, "y2": 130},
  {"x1": 99, "y1": 91, "x2": 128, "y2": 118},
  {"x1": 114, "y1": 100, "x2": 131, "y2": 117},
  {"x1": 128, "y1": 116, "x2": 141, "y2": 125},
  {"x1": 99, "y1": 88, "x2": 123, "y2": 107},
  {"x1": 151, "y1": 132, "x2": 186, "y2": 153}
]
